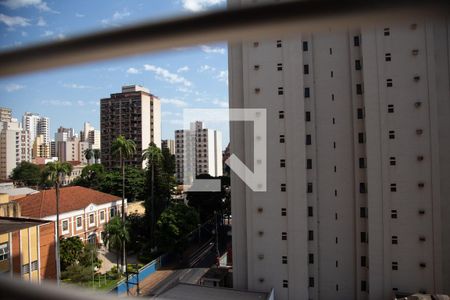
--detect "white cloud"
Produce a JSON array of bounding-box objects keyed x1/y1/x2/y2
[
  {"x1": 77, "y1": 100, "x2": 85, "y2": 106},
  {"x1": 144, "y1": 64, "x2": 192, "y2": 87},
  {"x1": 216, "y1": 70, "x2": 228, "y2": 85},
  {"x1": 212, "y1": 99, "x2": 228, "y2": 108},
  {"x1": 55, "y1": 33, "x2": 65, "y2": 40},
  {"x1": 182, "y1": 0, "x2": 225, "y2": 12},
  {"x1": 41, "y1": 30, "x2": 53, "y2": 37},
  {"x1": 160, "y1": 98, "x2": 188, "y2": 108},
  {"x1": 0, "y1": 14, "x2": 30, "y2": 27},
  {"x1": 177, "y1": 66, "x2": 189, "y2": 73},
  {"x1": 101, "y1": 9, "x2": 130, "y2": 26},
  {"x1": 62, "y1": 83, "x2": 94, "y2": 89},
  {"x1": 1, "y1": 0, "x2": 53, "y2": 12},
  {"x1": 198, "y1": 64, "x2": 216, "y2": 72},
  {"x1": 126, "y1": 67, "x2": 141, "y2": 74},
  {"x1": 75, "y1": 13, "x2": 85, "y2": 18},
  {"x1": 4, "y1": 83, "x2": 25, "y2": 92},
  {"x1": 112, "y1": 10, "x2": 130, "y2": 20},
  {"x1": 200, "y1": 45, "x2": 226, "y2": 55},
  {"x1": 41, "y1": 100, "x2": 72, "y2": 106},
  {"x1": 162, "y1": 111, "x2": 182, "y2": 117},
  {"x1": 36, "y1": 16, "x2": 46, "y2": 26}
]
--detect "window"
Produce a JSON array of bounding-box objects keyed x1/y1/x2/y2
[
  {"x1": 390, "y1": 183, "x2": 397, "y2": 192},
  {"x1": 308, "y1": 230, "x2": 314, "y2": 241},
  {"x1": 306, "y1": 134, "x2": 312, "y2": 145},
  {"x1": 278, "y1": 87, "x2": 284, "y2": 95},
  {"x1": 357, "y1": 108, "x2": 364, "y2": 119},
  {"x1": 355, "y1": 59, "x2": 361, "y2": 70},
  {"x1": 304, "y1": 87, "x2": 310, "y2": 98},
  {"x1": 392, "y1": 236, "x2": 398, "y2": 244},
  {"x1": 89, "y1": 213, "x2": 95, "y2": 227},
  {"x1": 356, "y1": 84, "x2": 363, "y2": 95},
  {"x1": 281, "y1": 184, "x2": 286, "y2": 192},
  {"x1": 280, "y1": 159, "x2": 286, "y2": 168},
  {"x1": 390, "y1": 157, "x2": 396, "y2": 166},
  {"x1": 306, "y1": 159, "x2": 312, "y2": 169},
  {"x1": 308, "y1": 206, "x2": 313, "y2": 217},
  {"x1": 303, "y1": 41, "x2": 308, "y2": 51},
  {"x1": 110, "y1": 207, "x2": 116, "y2": 217},
  {"x1": 281, "y1": 208, "x2": 287, "y2": 216},
  {"x1": 334, "y1": 189, "x2": 337, "y2": 196},
  {"x1": 22, "y1": 264, "x2": 30, "y2": 274},
  {"x1": 282, "y1": 256, "x2": 288, "y2": 264},
  {"x1": 386, "y1": 79, "x2": 393, "y2": 87},
  {"x1": 389, "y1": 130, "x2": 395, "y2": 139},
  {"x1": 279, "y1": 135, "x2": 285, "y2": 143},
  {"x1": 31, "y1": 260, "x2": 38, "y2": 271},
  {"x1": 304, "y1": 64, "x2": 309, "y2": 74},
  {"x1": 0, "y1": 243, "x2": 9, "y2": 261},
  {"x1": 360, "y1": 182, "x2": 367, "y2": 194},
  {"x1": 309, "y1": 277, "x2": 315, "y2": 288},
  {"x1": 309, "y1": 253, "x2": 314, "y2": 264},
  {"x1": 329, "y1": 47, "x2": 333, "y2": 55},
  {"x1": 361, "y1": 256, "x2": 367, "y2": 267},
  {"x1": 279, "y1": 111, "x2": 284, "y2": 119},
  {"x1": 76, "y1": 216, "x2": 82, "y2": 229},
  {"x1": 276, "y1": 40, "x2": 282, "y2": 48},
  {"x1": 254, "y1": 87, "x2": 261, "y2": 94},
  {"x1": 332, "y1": 117, "x2": 335, "y2": 124},
  {"x1": 331, "y1": 93, "x2": 335, "y2": 101},
  {"x1": 333, "y1": 141, "x2": 336, "y2": 149},
  {"x1": 283, "y1": 280, "x2": 288, "y2": 288},
  {"x1": 305, "y1": 111, "x2": 311, "y2": 122},
  {"x1": 391, "y1": 210, "x2": 398, "y2": 219},
  {"x1": 360, "y1": 207, "x2": 367, "y2": 218},
  {"x1": 282, "y1": 232, "x2": 287, "y2": 240},
  {"x1": 392, "y1": 261, "x2": 398, "y2": 270},
  {"x1": 354, "y1": 36, "x2": 360, "y2": 46},
  {"x1": 253, "y1": 41, "x2": 259, "y2": 47},
  {"x1": 384, "y1": 28, "x2": 390, "y2": 36},
  {"x1": 388, "y1": 104, "x2": 394, "y2": 113},
  {"x1": 253, "y1": 64, "x2": 260, "y2": 70},
  {"x1": 359, "y1": 157, "x2": 366, "y2": 168},
  {"x1": 62, "y1": 220, "x2": 69, "y2": 233},
  {"x1": 277, "y1": 63, "x2": 282, "y2": 71},
  {"x1": 100, "y1": 210, "x2": 105, "y2": 222},
  {"x1": 307, "y1": 182, "x2": 313, "y2": 193},
  {"x1": 361, "y1": 232, "x2": 368, "y2": 243},
  {"x1": 361, "y1": 281, "x2": 367, "y2": 292},
  {"x1": 385, "y1": 53, "x2": 391, "y2": 61}
]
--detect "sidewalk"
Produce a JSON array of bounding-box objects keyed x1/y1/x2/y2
[{"x1": 98, "y1": 247, "x2": 140, "y2": 274}]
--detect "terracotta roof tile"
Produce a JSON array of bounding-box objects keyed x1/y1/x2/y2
[{"x1": 14, "y1": 186, "x2": 121, "y2": 218}]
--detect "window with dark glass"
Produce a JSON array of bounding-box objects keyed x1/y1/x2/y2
[
  {"x1": 307, "y1": 182, "x2": 313, "y2": 193},
  {"x1": 308, "y1": 230, "x2": 314, "y2": 241},
  {"x1": 280, "y1": 159, "x2": 286, "y2": 168},
  {"x1": 304, "y1": 87, "x2": 310, "y2": 98},
  {"x1": 357, "y1": 108, "x2": 364, "y2": 119},
  {"x1": 304, "y1": 64, "x2": 309, "y2": 74},
  {"x1": 279, "y1": 111, "x2": 284, "y2": 119},
  {"x1": 305, "y1": 111, "x2": 311, "y2": 122},
  {"x1": 303, "y1": 41, "x2": 308, "y2": 51},
  {"x1": 309, "y1": 253, "x2": 314, "y2": 264},
  {"x1": 355, "y1": 59, "x2": 361, "y2": 70},
  {"x1": 356, "y1": 84, "x2": 363, "y2": 95},
  {"x1": 354, "y1": 36, "x2": 360, "y2": 46},
  {"x1": 306, "y1": 134, "x2": 312, "y2": 145},
  {"x1": 307, "y1": 159, "x2": 312, "y2": 169},
  {"x1": 308, "y1": 206, "x2": 313, "y2": 217}
]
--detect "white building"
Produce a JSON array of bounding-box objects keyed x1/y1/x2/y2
[
  {"x1": 22, "y1": 112, "x2": 50, "y2": 144},
  {"x1": 228, "y1": 4, "x2": 450, "y2": 300},
  {"x1": 175, "y1": 121, "x2": 223, "y2": 184},
  {"x1": 80, "y1": 122, "x2": 101, "y2": 150},
  {"x1": 0, "y1": 119, "x2": 31, "y2": 179}
]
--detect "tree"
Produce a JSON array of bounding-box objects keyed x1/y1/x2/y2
[
  {"x1": 78, "y1": 243, "x2": 102, "y2": 270},
  {"x1": 103, "y1": 216, "x2": 129, "y2": 272},
  {"x1": 126, "y1": 213, "x2": 146, "y2": 254},
  {"x1": 161, "y1": 147, "x2": 175, "y2": 176},
  {"x1": 83, "y1": 148, "x2": 93, "y2": 165},
  {"x1": 155, "y1": 203, "x2": 199, "y2": 254},
  {"x1": 42, "y1": 161, "x2": 73, "y2": 283},
  {"x1": 111, "y1": 135, "x2": 136, "y2": 273},
  {"x1": 10, "y1": 161, "x2": 41, "y2": 187},
  {"x1": 70, "y1": 163, "x2": 105, "y2": 188},
  {"x1": 93, "y1": 149, "x2": 101, "y2": 164},
  {"x1": 60, "y1": 237, "x2": 84, "y2": 271}
]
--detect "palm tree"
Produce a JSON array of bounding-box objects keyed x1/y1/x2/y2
[
  {"x1": 111, "y1": 135, "x2": 136, "y2": 273},
  {"x1": 42, "y1": 161, "x2": 73, "y2": 284},
  {"x1": 83, "y1": 148, "x2": 93, "y2": 165},
  {"x1": 93, "y1": 149, "x2": 101, "y2": 164},
  {"x1": 142, "y1": 143, "x2": 163, "y2": 249},
  {"x1": 103, "y1": 216, "x2": 129, "y2": 272}
]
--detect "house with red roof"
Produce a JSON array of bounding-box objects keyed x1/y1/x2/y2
[{"x1": 14, "y1": 186, "x2": 126, "y2": 244}]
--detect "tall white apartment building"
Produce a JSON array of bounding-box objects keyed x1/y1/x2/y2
[
  {"x1": 228, "y1": 4, "x2": 450, "y2": 299},
  {"x1": 22, "y1": 112, "x2": 50, "y2": 144},
  {"x1": 80, "y1": 122, "x2": 101, "y2": 150},
  {"x1": 0, "y1": 119, "x2": 31, "y2": 179},
  {"x1": 175, "y1": 121, "x2": 223, "y2": 184}
]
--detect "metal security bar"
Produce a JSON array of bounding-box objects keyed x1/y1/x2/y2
[{"x1": 0, "y1": 0, "x2": 446, "y2": 77}]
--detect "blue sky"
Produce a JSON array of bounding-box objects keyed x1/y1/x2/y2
[{"x1": 0, "y1": 0, "x2": 230, "y2": 147}]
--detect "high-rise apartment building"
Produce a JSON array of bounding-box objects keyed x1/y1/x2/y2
[
  {"x1": 175, "y1": 121, "x2": 223, "y2": 184},
  {"x1": 80, "y1": 122, "x2": 101, "y2": 150},
  {"x1": 0, "y1": 119, "x2": 31, "y2": 179},
  {"x1": 0, "y1": 107, "x2": 12, "y2": 123},
  {"x1": 32, "y1": 134, "x2": 50, "y2": 159},
  {"x1": 100, "y1": 85, "x2": 161, "y2": 169},
  {"x1": 162, "y1": 139, "x2": 175, "y2": 155},
  {"x1": 228, "y1": 5, "x2": 450, "y2": 299},
  {"x1": 22, "y1": 112, "x2": 50, "y2": 144}
]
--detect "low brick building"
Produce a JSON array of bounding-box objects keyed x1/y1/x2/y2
[{"x1": 14, "y1": 186, "x2": 126, "y2": 244}]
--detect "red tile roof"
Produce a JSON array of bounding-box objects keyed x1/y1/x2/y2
[{"x1": 14, "y1": 186, "x2": 121, "y2": 218}]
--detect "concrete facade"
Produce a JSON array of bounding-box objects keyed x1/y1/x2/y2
[
  {"x1": 0, "y1": 120, "x2": 31, "y2": 179},
  {"x1": 228, "y1": 3, "x2": 450, "y2": 299}
]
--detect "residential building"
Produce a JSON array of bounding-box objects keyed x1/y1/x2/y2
[
  {"x1": 162, "y1": 139, "x2": 175, "y2": 155},
  {"x1": 0, "y1": 107, "x2": 12, "y2": 123},
  {"x1": 80, "y1": 122, "x2": 100, "y2": 150},
  {"x1": 22, "y1": 112, "x2": 50, "y2": 145},
  {"x1": 49, "y1": 140, "x2": 56, "y2": 158},
  {"x1": 0, "y1": 119, "x2": 31, "y2": 180},
  {"x1": 61, "y1": 161, "x2": 85, "y2": 186},
  {"x1": 32, "y1": 134, "x2": 50, "y2": 159},
  {"x1": 228, "y1": 6, "x2": 450, "y2": 300},
  {"x1": 175, "y1": 121, "x2": 223, "y2": 184},
  {"x1": 100, "y1": 85, "x2": 161, "y2": 169},
  {"x1": 14, "y1": 186, "x2": 126, "y2": 244},
  {"x1": 0, "y1": 183, "x2": 38, "y2": 201}
]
